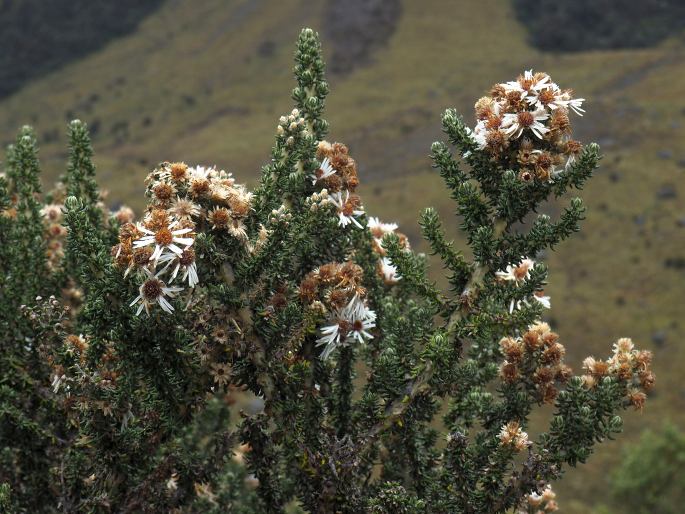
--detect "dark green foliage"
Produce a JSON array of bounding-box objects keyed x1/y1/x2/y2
[{"x1": 512, "y1": 0, "x2": 685, "y2": 52}]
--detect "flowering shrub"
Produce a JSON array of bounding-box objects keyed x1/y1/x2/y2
[{"x1": 0, "y1": 29, "x2": 654, "y2": 513}]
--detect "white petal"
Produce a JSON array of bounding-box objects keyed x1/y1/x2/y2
[{"x1": 158, "y1": 296, "x2": 175, "y2": 313}]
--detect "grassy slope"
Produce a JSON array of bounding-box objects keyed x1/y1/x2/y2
[{"x1": 1, "y1": 0, "x2": 684, "y2": 511}]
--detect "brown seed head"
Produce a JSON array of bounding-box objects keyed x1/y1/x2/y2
[
  {"x1": 475, "y1": 96, "x2": 495, "y2": 120},
  {"x1": 323, "y1": 173, "x2": 343, "y2": 193},
  {"x1": 500, "y1": 337, "x2": 524, "y2": 363},
  {"x1": 537, "y1": 88, "x2": 556, "y2": 107},
  {"x1": 179, "y1": 247, "x2": 195, "y2": 266},
  {"x1": 209, "y1": 208, "x2": 231, "y2": 229},
  {"x1": 517, "y1": 111, "x2": 535, "y2": 128},
  {"x1": 119, "y1": 222, "x2": 140, "y2": 241},
  {"x1": 155, "y1": 227, "x2": 173, "y2": 246},
  {"x1": 146, "y1": 209, "x2": 170, "y2": 231},
  {"x1": 342, "y1": 194, "x2": 362, "y2": 216},
  {"x1": 550, "y1": 110, "x2": 570, "y2": 133},
  {"x1": 485, "y1": 114, "x2": 503, "y2": 131},
  {"x1": 640, "y1": 370, "x2": 656, "y2": 391},
  {"x1": 523, "y1": 331, "x2": 542, "y2": 351},
  {"x1": 535, "y1": 152, "x2": 553, "y2": 172},
  {"x1": 486, "y1": 130, "x2": 507, "y2": 154},
  {"x1": 299, "y1": 277, "x2": 319, "y2": 302},
  {"x1": 338, "y1": 262, "x2": 363, "y2": 287},
  {"x1": 169, "y1": 162, "x2": 188, "y2": 181},
  {"x1": 490, "y1": 83, "x2": 506, "y2": 100},
  {"x1": 133, "y1": 247, "x2": 154, "y2": 266},
  {"x1": 229, "y1": 198, "x2": 251, "y2": 217},
  {"x1": 500, "y1": 361, "x2": 518, "y2": 383},
  {"x1": 542, "y1": 384, "x2": 558, "y2": 403},
  {"x1": 542, "y1": 343, "x2": 565, "y2": 365},
  {"x1": 518, "y1": 169, "x2": 534, "y2": 182},
  {"x1": 328, "y1": 288, "x2": 350, "y2": 310},
  {"x1": 318, "y1": 263, "x2": 340, "y2": 285},
  {"x1": 565, "y1": 139, "x2": 582, "y2": 155},
  {"x1": 554, "y1": 364, "x2": 573, "y2": 383},
  {"x1": 506, "y1": 91, "x2": 525, "y2": 111},
  {"x1": 270, "y1": 292, "x2": 288, "y2": 311},
  {"x1": 189, "y1": 178, "x2": 210, "y2": 198},
  {"x1": 628, "y1": 389, "x2": 647, "y2": 410},
  {"x1": 533, "y1": 366, "x2": 554, "y2": 385},
  {"x1": 142, "y1": 279, "x2": 163, "y2": 300},
  {"x1": 153, "y1": 182, "x2": 175, "y2": 202}
]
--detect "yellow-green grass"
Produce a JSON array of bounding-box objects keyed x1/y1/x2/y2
[{"x1": 2, "y1": 0, "x2": 683, "y2": 511}]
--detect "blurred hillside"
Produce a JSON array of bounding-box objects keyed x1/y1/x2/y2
[
  {"x1": 1, "y1": 1, "x2": 684, "y2": 512},
  {"x1": 0, "y1": 0, "x2": 165, "y2": 98}
]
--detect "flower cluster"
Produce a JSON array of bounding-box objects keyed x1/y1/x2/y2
[
  {"x1": 299, "y1": 262, "x2": 376, "y2": 359},
  {"x1": 185, "y1": 297, "x2": 247, "y2": 392},
  {"x1": 313, "y1": 141, "x2": 365, "y2": 228},
  {"x1": 40, "y1": 202, "x2": 67, "y2": 270},
  {"x1": 368, "y1": 216, "x2": 410, "y2": 284},
  {"x1": 582, "y1": 337, "x2": 654, "y2": 409},
  {"x1": 496, "y1": 257, "x2": 551, "y2": 312},
  {"x1": 518, "y1": 485, "x2": 559, "y2": 513},
  {"x1": 499, "y1": 321, "x2": 572, "y2": 404},
  {"x1": 472, "y1": 70, "x2": 584, "y2": 182},
  {"x1": 52, "y1": 332, "x2": 126, "y2": 424},
  {"x1": 112, "y1": 162, "x2": 254, "y2": 315},
  {"x1": 498, "y1": 420, "x2": 531, "y2": 452}
]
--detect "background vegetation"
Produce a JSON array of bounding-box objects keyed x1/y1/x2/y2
[
  {"x1": 0, "y1": 0, "x2": 164, "y2": 99},
  {"x1": 1, "y1": 1, "x2": 683, "y2": 512}
]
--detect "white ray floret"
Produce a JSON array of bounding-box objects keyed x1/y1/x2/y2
[
  {"x1": 501, "y1": 109, "x2": 549, "y2": 139},
  {"x1": 311, "y1": 157, "x2": 336, "y2": 184},
  {"x1": 330, "y1": 190, "x2": 365, "y2": 229},
  {"x1": 316, "y1": 296, "x2": 376, "y2": 359},
  {"x1": 130, "y1": 270, "x2": 185, "y2": 315},
  {"x1": 496, "y1": 257, "x2": 536, "y2": 283},
  {"x1": 158, "y1": 250, "x2": 199, "y2": 288},
  {"x1": 133, "y1": 220, "x2": 194, "y2": 262}
]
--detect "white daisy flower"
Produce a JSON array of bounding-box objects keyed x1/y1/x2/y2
[
  {"x1": 311, "y1": 157, "x2": 336, "y2": 184},
  {"x1": 380, "y1": 257, "x2": 400, "y2": 284},
  {"x1": 526, "y1": 83, "x2": 567, "y2": 111},
  {"x1": 472, "y1": 120, "x2": 489, "y2": 149},
  {"x1": 227, "y1": 218, "x2": 248, "y2": 241},
  {"x1": 527, "y1": 491, "x2": 544, "y2": 507},
  {"x1": 496, "y1": 257, "x2": 536, "y2": 283},
  {"x1": 330, "y1": 190, "x2": 365, "y2": 229},
  {"x1": 367, "y1": 216, "x2": 398, "y2": 234},
  {"x1": 343, "y1": 295, "x2": 375, "y2": 326},
  {"x1": 316, "y1": 296, "x2": 376, "y2": 359},
  {"x1": 504, "y1": 70, "x2": 551, "y2": 98},
  {"x1": 158, "y1": 247, "x2": 199, "y2": 287},
  {"x1": 501, "y1": 109, "x2": 549, "y2": 139},
  {"x1": 533, "y1": 291, "x2": 551, "y2": 309},
  {"x1": 130, "y1": 270, "x2": 184, "y2": 315},
  {"x1": 565, "y1": 97, "x2": 585, "y2": 116},
  {"x1": 502, "y1": 78, "x2": 526, "y2": 96},
  {"x1": 509, "y1": 291, "x2": 551, "y2": 313},
  {"x1": 188, "y1": 165, "x2": 215, "y2": 180},
  {"x1": 133, "y1": 220, "x2": 194, "y2": 262},
  {"x1": 41, "y1": 204, "x2": 63, "y2": 223},
  {"x1": 316, "y1": 321, "x2": 347, "y2": 360},
  {"x1": 169, "y1": 196, "x2": 201, "y2": 220},
  {"x1": 347, "y1": 308, "x2": 376, "y2": 345}
]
